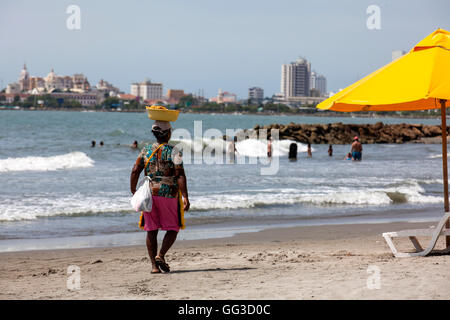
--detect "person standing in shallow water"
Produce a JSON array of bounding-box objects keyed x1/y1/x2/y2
[
  {"x1": 328, "y1": 145, "x2": 333, "y2": 157},
  {"x1": 307, "y1": 143, "x2": 312, "y2": 158},
  {"x1": 351, "y1": 136, "x2": 363, "y2": 161},
  {"x1": 130, "y1": 120, "x2": 190, "y2": 274},
  {"x1": 227, "y1": 136, "x2": 238, "y2": 163},
  {"x1": 288, "y1": 143, "x2": 297, "y2": 160},
  {"x1": 267, "y1": 136, "x2": 272, "y2": 158}
]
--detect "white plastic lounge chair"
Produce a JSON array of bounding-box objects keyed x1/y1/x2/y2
[{"x1": 382, "y1": 213, "x2": 450, "y2": 258}]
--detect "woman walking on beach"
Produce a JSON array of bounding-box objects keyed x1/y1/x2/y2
[{"x1": 130, "y1": 120, "x2": 190, "y2": 274}]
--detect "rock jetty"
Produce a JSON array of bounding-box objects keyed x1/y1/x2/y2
[{"x1": 246, "y1": 122, "x2": 448, "y2": 144}]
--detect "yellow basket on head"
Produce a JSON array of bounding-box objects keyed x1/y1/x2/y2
[{"x1": 146, "y1": 105, "x2": 180, "y2": 122}]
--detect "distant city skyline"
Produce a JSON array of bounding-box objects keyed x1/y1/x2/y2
[{"x1": 1, "y1": 0, "x2": 449, "y2": 98}]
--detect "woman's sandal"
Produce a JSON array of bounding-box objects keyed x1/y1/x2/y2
[{"x1": 155, "y1": 256, "x2": 170, "y2": 273}]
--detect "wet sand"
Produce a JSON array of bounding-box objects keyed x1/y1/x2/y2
[{"x1": 1, "y1": 221, "x2": 450, "y2": 299}]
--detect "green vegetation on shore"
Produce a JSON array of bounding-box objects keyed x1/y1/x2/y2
[{"x1": 1, "y1": 92, "x2": 441, "y2": 118}]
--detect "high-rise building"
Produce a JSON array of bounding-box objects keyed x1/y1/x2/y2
[
  {"x1": 140, "y1": 80, "x2": 163, "y2": 101},
  {"x1": 281, "y1": 57, "x2": 311, "y2": 98},
  {"x1": 310, "y1": 71, "x2": 327, "y2": 97},
  {"x1": 248, "y1": 87, "x2": 264, "y2": 104},
  {"x1": 315, "y1": 74, "x2": 327, "y2": 97},
  {"x1": 130, "y1": 79, "x2": 163, "y2": 101}
]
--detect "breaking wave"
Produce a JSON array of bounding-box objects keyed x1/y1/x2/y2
[
  {"x1": 0, "y1": 180, "x2": 441, "y2": 222},
  {"x1": 0, "y1": 192, "x2": 130, "y2": 221},
  {"x1": 189, "y1": 182, "x2": 442, "y2": 213},
  {"x1": 0, "y1": 152, "x2": 94, "y2": 173}
]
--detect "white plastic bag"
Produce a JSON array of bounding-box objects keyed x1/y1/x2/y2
[{"x1": 130, "y1": 176, "x2": 153, "y2": 212}]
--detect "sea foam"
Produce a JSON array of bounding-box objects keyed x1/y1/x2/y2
[
  {"x1": 0, "y1": 192, "x2": 130, "y2": 221},
  {"x1": 0, "y1": 181, "x2": 441, "y2": 222},
  {"x1": 188, "y1": 182, "x2": 442, "y2": 213},
  {"x1": 171, "y1": 138, "x2": 309, "y2": 157},
  {"x1": 0, "y1": 152, "x2": 94, "y2": 173}
]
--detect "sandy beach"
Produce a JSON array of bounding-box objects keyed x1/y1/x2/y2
[{"x1": 1, "y1": 220, "x2": 450, "y2": 300}]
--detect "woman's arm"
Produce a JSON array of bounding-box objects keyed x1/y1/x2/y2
[
  {"x1": 130, "y1": 157, "x2": 144, "y2": 194},
  {"x1": 176, "y1": 168, "x2": 190, "y2": 211}
]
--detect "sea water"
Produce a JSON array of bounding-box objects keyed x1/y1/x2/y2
[{"x1": 0, "y1": 110, "x2": 445, "y2": 251}]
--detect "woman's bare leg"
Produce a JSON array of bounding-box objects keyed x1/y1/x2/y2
[
  {"x1": 146, "y1": 230, "x2": 160, "y2": 273},
  {"x1": 158, "y1": 230, "x2": 178, "y2": 260}
]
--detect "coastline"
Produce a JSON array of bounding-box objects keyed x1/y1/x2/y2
[
  {"x1": 0, "y1": 206, "x2": 443, "y2": 253},
  {"x1": 0, "y1": 106, "x2": 442, "y2": 119},
  {"x1": 1, "y1": 220, "x2": 450, "y2": 299}
]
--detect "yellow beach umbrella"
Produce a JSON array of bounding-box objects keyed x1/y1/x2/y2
[{"x1": 317, "y1": 28, "x2": 450, "y2": 245}]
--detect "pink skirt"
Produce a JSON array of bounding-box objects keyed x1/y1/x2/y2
[{"x1": 143, "y1": 196, "x2": 180, "y2": 232}]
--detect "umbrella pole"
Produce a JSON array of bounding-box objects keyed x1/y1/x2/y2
[{"x1": 440, "y1": 99, "x2": 450, "y2": 248}]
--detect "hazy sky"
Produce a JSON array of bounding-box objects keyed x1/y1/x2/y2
[{"x1": 1, "y1": 0, "x2": 449, "y2": 98}]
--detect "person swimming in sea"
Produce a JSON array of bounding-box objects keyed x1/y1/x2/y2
[
  {"x1": 131, "y1": 140, "x2": 138, "y2": 149},
  {"x1": 345, "y1": 152, "x2": 353, "y2": 160}
]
